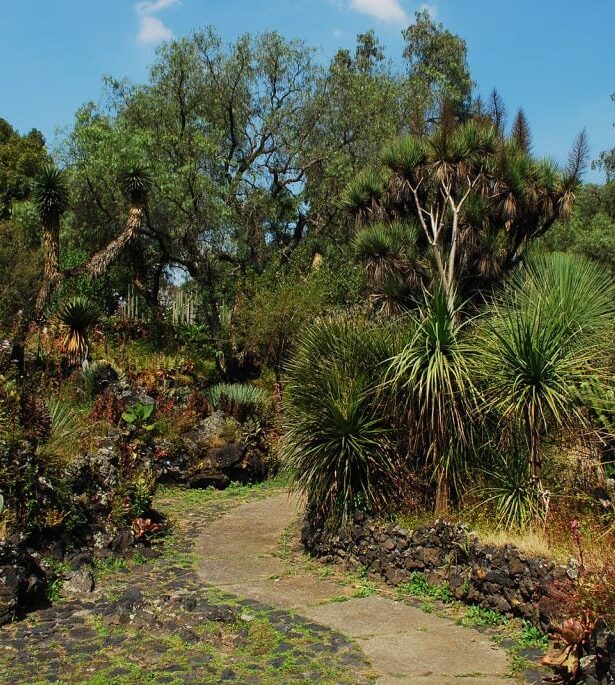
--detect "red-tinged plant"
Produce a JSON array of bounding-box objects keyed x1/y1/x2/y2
[
  {"x1": 90, "y1": 391, "x2": 125, "y2": 424},
  {"x1": 156, "y1": 396, "x2": 175, "y2": 417},
  {"x1": 133, "y1": 517, "x2": 162, "y2": 540},
  {"x1": 186, "y1": 390, "x2": 209, "y2": 418},
  {"x1": 543, "y1": 520, "x2": 615, "y2": 682}
]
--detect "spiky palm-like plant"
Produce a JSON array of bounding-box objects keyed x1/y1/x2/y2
[
  {"x1": 475, "y1": 253, "x2": 615, "y2": 481},
  {"x1": 282, "y1": 316, "x2": 405, "y2": 524},
  {"x1": 479, "y1": 451, "x2": 545, "y2": 530},
  {"x1": 205, "y1": 383, "x2": 268, "y2": 422},
  {"x1": 32, "y1": 165, "x2": 69, "y2": 312},
  {"x1": 381, "y1": 136, "x2": 426, "y2": 200},
  {"x1": 354, "y1": 221, "x2": 418, "y2": 286},
  {"x1": 56, "y1": 297, "x2": 99, "y2": 364},
  {"x1": 500, "y1": 251, "x2": 615, "y2": 338},
  {"x1": 341, "y1": 168, "x2": 388, "y2": 226},
  {"x1": 386, "y1": 289, "x2": 476, "y2": 513},
  {"x1": 344, "y1": 106, "x2": 586, "y2": 310},
  {"x1": 86, "y1": 164, "x2": 151, "y2": 278}
]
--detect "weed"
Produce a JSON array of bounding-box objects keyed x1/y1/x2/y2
[
  {"x1": 397, "y1": 573, "x2": 454, "y2": 603},
  {"x1": 461, "y1": 604, "x2": 508, "y2": 628},
  {"x1": 518, "y1": 620, "x2": 549, "y2": 649}
]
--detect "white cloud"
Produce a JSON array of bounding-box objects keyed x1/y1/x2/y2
[
  {"x1": 333, "y1": 28, "x2": 343, "y2": 37},
  {"x1": 136, "y1": 0, "x2": 179, "y2": 15},
  {"x1": 348, "y1": 0, "x2": 408, "y2": 24},
  {"x1": 134, "y1": 0, "x2": 178, "y2": 44},
  {"x1": 137, "y1": 15, "x2": 173, "y2": 43}
]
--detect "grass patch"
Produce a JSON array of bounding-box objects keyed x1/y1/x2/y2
[
  {"x1": 397, "y1": 573, "x2": 454, "y2": 603},
  {"x1": 460, "y1": 604, "x2": 508, "y2": 628}
]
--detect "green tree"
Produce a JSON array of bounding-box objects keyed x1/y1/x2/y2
[
  {"x1": 344, "y1": 112, "x2": 587, "y2": 311},
  {"x1": 0, "y1": 119, "x2": 48, "y2": 220},
  {"x1": 402, "y1": 9, "x2": 473, "y2": 132}
]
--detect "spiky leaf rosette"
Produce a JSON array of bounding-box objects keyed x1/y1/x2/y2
[
  {"x1": 119, "y1": 164, "x2": 151, "y2": 204},
  {"x1": 381, "y1": 136, "x2": 426, "y2": 179},
  {"x1": 282, "y1": 316, "x2": 407, "y2": 524},
  {"x1": 32, "y1": 165, "x2": 69, "y2": 219},
  {"x1": 56, "y1": 297, "x2": 100, "y2": 364},
  {"x1": 341, "y1": 168, "x2": 388, "y2": 223},
  {"x1": 354, "y1": 221, "x2": 417, "y2": 286}
]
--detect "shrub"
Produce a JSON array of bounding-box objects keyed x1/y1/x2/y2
[
  {"x1": 282, "y1": 315, "x2": 407, "y2": 524},
  {"x1": 205, "y1": 383, "x2": 268, "y2": 423}
]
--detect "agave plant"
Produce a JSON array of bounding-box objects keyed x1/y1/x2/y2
[
  {"x1": 205, "y1": 383, "x2": 268, "y2": 422},
  {"x1": 56, "y1": 297, "x2": 99, "y2": 364}
]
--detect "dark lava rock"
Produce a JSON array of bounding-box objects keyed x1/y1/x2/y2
[
  {"x1": 0, "y1": 542, "x2": 47, "y2": 625},
  {"x1": 64, "y1": 568, "x2": 95, "y2": 595}
]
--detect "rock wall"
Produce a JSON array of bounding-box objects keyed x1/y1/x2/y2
[
  {"x1": 302, "y1": 511, "x2": 572, "y2": 630},
  {"x1": 303, "y1": 511, "x2": 615, "y2": 682}
]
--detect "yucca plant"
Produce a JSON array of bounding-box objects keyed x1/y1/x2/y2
[
  {"x1": 32, "y1": 165, "x2": 69, "y2": 219},
  {"x1": 119, "y1": 163, "x2": 151, "y2": 205},
  {"x1": 386, "y1": 289, "x2": 477, "y2": 513},
  {"x1": 86, "y1": 164, "x2": 151, "y2": 279},
  {"x1": 475, "y1": 253, "x2": 615, "y2": 483},
  {"x1": 32, "y1": 165, "x2": 69, "y2": 313},
  {"x1": 56, "y1": 297, "x2": 99, "y2": 364},
  {"x1": 282, "y1": 316, "x2": 406, "y2": 524}
]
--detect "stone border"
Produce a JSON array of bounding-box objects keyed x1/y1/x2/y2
[
  {"x1": 302, "y1": 511, "x2": 575, "y2": 630},
  {"x1": 302, "y1": 511, "x2": 615, "y2": 683}
]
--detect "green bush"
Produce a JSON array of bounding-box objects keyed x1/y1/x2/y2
[
  {"x1": 282, "y1": 315, "x2": 407, "y2": 523},
  {"x1": 205, "y1": 383, "x2": 268, "y2": 423}
]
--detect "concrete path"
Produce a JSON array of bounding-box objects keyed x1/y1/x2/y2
[{"x1": 196, "y1": 492, "x2": 516, "y2": 685}]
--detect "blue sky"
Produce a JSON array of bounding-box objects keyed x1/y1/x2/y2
[{"x1": 1, "y1": 0, "x2": 613, "y2": 182}]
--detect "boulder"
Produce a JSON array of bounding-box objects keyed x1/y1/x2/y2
[
  {"x1": 107, "y1": 380, "x2": 155, "y2": 410},
  {"x1": 188, "y1": 445, "x2": 267, "y2": 490},
  {"x1": 188, "y1": 470, "x2": 231, "y2": 490},
  {"x1": 64, "y1": 567, "x2": 95, "y2": 595},
  {"x1": 0, "y1": 542, "x2": 46, "y2": 625}
]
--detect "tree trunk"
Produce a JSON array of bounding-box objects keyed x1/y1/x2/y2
[
  {"x1": 35, "y1": 213, "x2": 61, "y2": 317},
  {"x1": 85, "y1": 203, "x2": 144, "y2": 278},
  {"x1": 435, "y1": 469, "x2": 450, "y2": 515}
]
